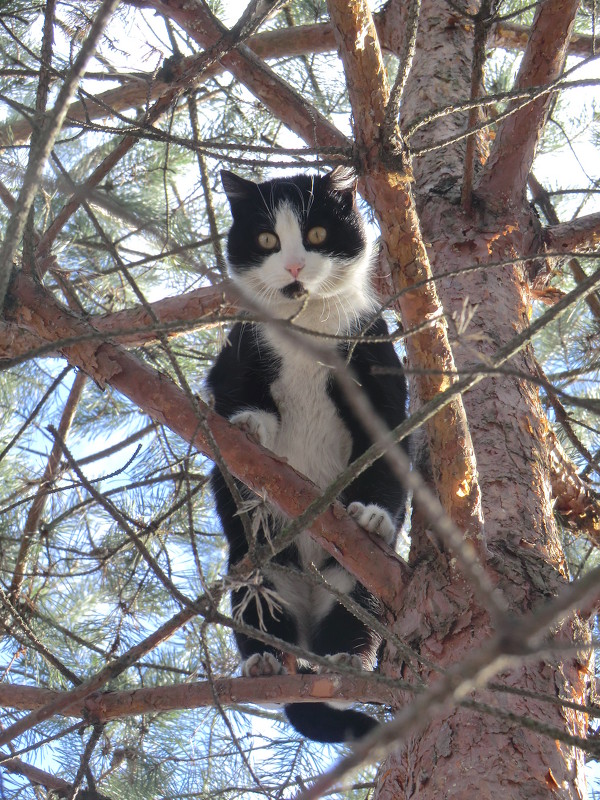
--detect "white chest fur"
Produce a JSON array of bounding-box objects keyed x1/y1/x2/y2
[
  {"x1": 261, "y1": 328, "x2": 352, "y2": 492},
  {"x1": 260, "y1": 327, "x2": 355, "y2": 642}
]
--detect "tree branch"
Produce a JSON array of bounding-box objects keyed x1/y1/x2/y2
[
  {"x1": 529, "y1": 173, "x2": 600, "y2": 320},
  {"x1": 543, "y1": 211, "x2": 600, "y2": 255},
  {"x1": 490, "y1": 19, "x2": 597, "y2": 59},
  {"x1": 0, "y1": 755, "x2": 72, "y2": 793},
  {"x1": 295, "y1": 560, "x2": 600, "y2": 800},
  {"x1": 0, "y1": 0, "x2": 122, "y2": 309},
  {"x1": 325, "y1": 0, "x2": 484, "y2": 540},
  {"x1": 138, "y1": 0, "x2": 348, "y2": 151},
  {"x1": 9, "y1": 371, "x2": 86, "y2": 599},
  {"x1": 0, "y1": 594, "x2": 214, "y2": 748},
  {"x1": 2, "y1": 5, "x2": 592, "y2": 150},
  {"x1": 0, "y1": 674, "x2": 396, "y2": 721},
  {"x1": 0, "y1": 282, "x2": 236, "y2": 362},
  {"x1": 476, "y1": 0, "x2": 581, "y2": 206},
  {"x1": 6, "y1": 272, "x2": 411, "y2": 610}
]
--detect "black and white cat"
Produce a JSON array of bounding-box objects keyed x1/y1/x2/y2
[{"x1": 208, "y1": 167, "x2": 408, "y2": 743}]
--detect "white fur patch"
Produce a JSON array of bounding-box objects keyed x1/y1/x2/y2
[
  {"x1": 242, "y1": 652, "x2": 285, "y2": 677},
  {"x1": 348, "y1": 502, "x2": 396, "y2": 545},
  {"x1": 230, "y1": 409, "x2": 279, "y2": 450}
]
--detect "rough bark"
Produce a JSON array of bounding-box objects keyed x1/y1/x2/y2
[
  {"x1": 476, "y1": 0, "x2": 581, "y2": 208},
  {"x1": 1, "y1": 7, "x2": 594, "y2": 151},
  {"x1": 544, "y1": 212, "x2": 600, "y2": 255},
  {"x1": 372, "y1": 0, "x2": 591, "y2": 797},
  {"x1": 0, "y1": 0, "x2": 595, "y2": 795}
]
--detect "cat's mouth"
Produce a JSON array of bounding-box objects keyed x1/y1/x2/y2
[{"x1": 280, "y1": 281, "x2": 308, "y2": 300}]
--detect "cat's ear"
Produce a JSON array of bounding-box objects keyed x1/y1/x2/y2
[
  {"x1": 221, "y1": 171, "x2": 257, "y2": 206},
  {"x1": 325, "y1": 166, "x2": 357, "y2": 208},
  {"x1": 326, "y1": 166, "x2": 357, "y2": 193}
]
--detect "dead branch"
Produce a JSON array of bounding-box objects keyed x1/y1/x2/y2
[{"x1": 476, "y1": 0, "x2": 581, "y2": 207}]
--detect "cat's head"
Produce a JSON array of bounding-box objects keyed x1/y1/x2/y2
[{"x1": 220, "y1": 168, "x2": 373, "y2": 321}]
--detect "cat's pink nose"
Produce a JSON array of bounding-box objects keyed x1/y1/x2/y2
[{"x1": 285, "y1": 263, "x2": 304, "y2": 280}]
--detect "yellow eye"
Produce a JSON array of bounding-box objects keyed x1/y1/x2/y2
[
  {"x1": 257, "y1": 231, "x2": 279, "y2": 250},
  {"x1": 307, "y1": 226, "x2": 327, "y2": 245}
]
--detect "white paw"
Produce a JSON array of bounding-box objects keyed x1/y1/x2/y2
[
  {"x1": 242, "y1": 652, "x2": 285, "y2": 678},
  {"x1": 348, "y1": 502, "x2": 396, "y2": 545},
  {"x1": 317, "y1": 652, "x2": 364, "y2": 674},
  {"x1": 230, "y1": 410, "x2": 278, "y2": 449}
]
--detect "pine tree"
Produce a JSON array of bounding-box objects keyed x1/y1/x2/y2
[{"x1": 0, "y1": 0, "x2": 599, "y2": 797}]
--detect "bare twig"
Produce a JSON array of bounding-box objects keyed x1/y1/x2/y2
[{"x1": 9, "y1": 371, "x2": 86, "y2": 599}]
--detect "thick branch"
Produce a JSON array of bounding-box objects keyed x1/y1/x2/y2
[
  {"x1": 0, "y1": 596, "x2": 211, "y2": 748},
  {"x1": 2, "y1": 6, "x2": 593, "y2": 150},
  {"x1": 476, "y1": 0, "x2": 581, "y2": 206},
  {"x1": 544, "y1": 211, "x2": 600, "y2": 256},
  {"x1": 140, "y1": 0, "x2": 348, "y2": 151},
  {"x1": 326, "y1": 0, "x2": 483, "y2": 538},
  {"x1": 0, "y1": 674, "x2": 396, "y2": 721},
  {"x1": 0, "y1": 282, "x2": 236, "y2": 362},
  {"x1": 529, "y1": 173, "x2": 600, "y2": 320},
  {"x1": 7, "y1": 273, "x2": 410, "y2": 609},
  {"x1": 491, "y1": 20, "x2": 597, "y2": 58},
  {"x1": 0, "y1": 756, "x2": 72, "y2": 793},
  {"x1": 548, "y1": 430, "x2": 600, "y2": 545}
]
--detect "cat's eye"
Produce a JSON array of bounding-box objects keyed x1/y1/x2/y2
[
  {"x1": 306, "y1": 226, "x2": 327, "y2": 246},
  {"x1": 257, "y1": 231, "x2": 279, "y2": 250}
]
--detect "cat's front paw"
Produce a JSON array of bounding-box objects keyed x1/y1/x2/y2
[
  {"x1": 242, "y1": 652, "x2": 285, "y2": 678},
  {"x1": 317, "y1": 653, "x2": 364, "y2": 674},
  {"x1": 348, "y1": 502, "x2": 396, "y2": 545},
  {"x1": 230, "y1": 410, "x2": 278, "y2": 450}
]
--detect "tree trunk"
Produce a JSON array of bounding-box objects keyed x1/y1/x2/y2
[{"x1": 374, "y1": 1, "x2": 591, "y2": 797}]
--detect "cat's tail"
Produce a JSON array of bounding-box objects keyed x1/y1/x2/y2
[{"x1": 284, "y1": 702, "x2": 378, "y2": 743}]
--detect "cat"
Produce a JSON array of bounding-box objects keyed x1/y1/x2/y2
[{"x1": 207, "y1": 166, "x2": 408, "y2": 743}]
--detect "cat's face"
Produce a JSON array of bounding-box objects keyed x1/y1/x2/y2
[{"x1": 221, "y1": 168, "x2": 371, "y2": 319}]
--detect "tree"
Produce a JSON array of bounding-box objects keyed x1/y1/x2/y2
[{"x1": 0, "y1": 0, "x2": 599, "y2": 797}]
